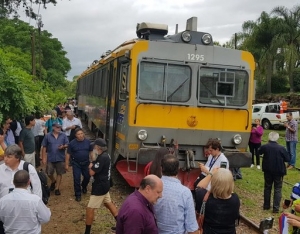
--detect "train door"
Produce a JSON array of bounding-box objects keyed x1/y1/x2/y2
[{"x1": 105, "y1": 60, "x2": 119, "y2": 159}]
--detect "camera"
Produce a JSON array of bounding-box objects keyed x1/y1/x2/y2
[
  {"x1": 252, "y1": 124, "x2": 257, "y2": 128},
  {"x1": 259, "y1": 217, "x2": 274, "y2": 231},
  {"x1": 220, "y1": 161, "x2": 227, "y2": 168}
]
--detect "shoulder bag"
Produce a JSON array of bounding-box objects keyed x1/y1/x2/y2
[{"x1": 197, "y1": 191, "x2": 210, "y2": 234}]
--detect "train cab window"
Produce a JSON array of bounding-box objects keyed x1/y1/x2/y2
[
  {"x1": 138, "y1": 62, "x2": 191, "y2": 103},
  {"x1": 198, "y1": 68, "x2": 248, "y2": 107}
]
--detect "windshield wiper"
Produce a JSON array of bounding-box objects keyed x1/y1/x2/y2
[{"x1": 167, "y1": 78, "x2": 189, "y2": 101}]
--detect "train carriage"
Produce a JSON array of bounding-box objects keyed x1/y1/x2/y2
[{"x1": 77, "y1": 17, "x2": 255, "y2": 189}]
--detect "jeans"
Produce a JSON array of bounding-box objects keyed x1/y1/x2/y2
[
  {"x1": 249, "y1": 142, "x2": 261, "y2": 165},
  {"x1": 286, "y1": 141, "x2": 297, "y2": 166},
  {"x1": 72, "y1": 160, "x2": 90, "y2": 197},
  {"x1": 263, "y1": 173, "x2": 283, "y2": 211}
]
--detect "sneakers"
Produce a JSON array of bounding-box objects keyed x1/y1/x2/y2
[
  {"x1": 250, "y1": 164, "x2": 254, "y2": 168},
  {"x1": 54, "y1": 189, "x2": 61, "y2": 196},
  {"x1": 257, "y1": 165, "x2": 261, "y2": 169},
  {"x1": 287, "y1": 165, "x2": 294, "y2": 169}
]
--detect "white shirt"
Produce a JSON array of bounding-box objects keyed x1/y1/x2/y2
[
  {"x1": 31, "y1": 119, "x2": 45, "y2": 137},
  {"x1": 0, "y1": 188, "x2": 51, "y2": 234},
  {"x1": 0, "y1": 160, "x2": 42, "y2": 199},
  {"x1": 62, "y1": 117, "x2": 82, "y2": 136},
  {"x1": 203, "y1": 153, "x2": 229, "y2": 190},
  {"x1": 15, "y1": 121, "x2": 22, "y2": 136}
]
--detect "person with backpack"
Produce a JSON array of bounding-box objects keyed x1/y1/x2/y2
[
  {"x1": 0, "y1": 170, "x2": 51, "y2": 234},
  {"x1": 0, "y1": 144, "x2": 42, "y2": 199}
]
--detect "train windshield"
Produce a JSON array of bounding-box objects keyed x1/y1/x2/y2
[
  {"x1": 138, "y1": 62, "x2": 191, "y2": 102},
  {"x1": 199, "y1": 67, "x2": 248, "y2": 107}
]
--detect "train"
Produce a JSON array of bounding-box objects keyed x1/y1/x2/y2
[{"x1": 76, "y1": 17, "x2": 255, "y2": 189}]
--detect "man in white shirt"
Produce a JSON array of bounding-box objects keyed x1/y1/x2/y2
[
  {"x1": 0, "y1": 170, "x2": 51, "y2": 234},
  {"x1": 0, "y1": 144, "x2": 42, "y2": 199},
  {"x1": 62, "y1": 111, "x2": 82, "y2": 140},
  {"x1": 32, "y1": 113, "x2": 45, "y2": 168}
]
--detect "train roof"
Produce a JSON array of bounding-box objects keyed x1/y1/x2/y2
[{"x1": 78, "y1": 17, "x2": 219, "y2": 79}]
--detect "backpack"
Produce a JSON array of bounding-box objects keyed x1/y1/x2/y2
[{"x1": 23, "y1": 162, "x2": 50, "y2": 205}]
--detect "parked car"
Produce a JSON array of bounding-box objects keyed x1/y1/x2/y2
[{"x1": 252, "y1": 103, "x2": 299, "y2": 129}]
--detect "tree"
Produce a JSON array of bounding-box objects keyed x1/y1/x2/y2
[
  {"x1": 0, "y1": 18, "x2": 71, "y2": 89},
  {"x1": 0, "y1": 0, "x2": 57, "y2": 19},
  {"x1": 271, "y1": 5, "x2": 300, "y2": 92},
  {"x1": 239, "y1": 11, "x2": 282, "y2": 93}
]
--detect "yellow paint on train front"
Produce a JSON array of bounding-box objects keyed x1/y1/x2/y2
[
  {"x1": 132, "y1": 104, "x2": 249, "y2": 132},
  {"x1": 127, "y1": 41, "x2": 254, "y2": 133}
]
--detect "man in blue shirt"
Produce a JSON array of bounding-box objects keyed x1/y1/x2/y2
[
  {"x1": 66, "y1": 128, "x2": 93, "y2": 201},
  {"x1": 41, "y1": 123, "x2": 68, "y2": 196},
  {"x1": 154, "y1": 154, "x2": 199, "y2": 234}
]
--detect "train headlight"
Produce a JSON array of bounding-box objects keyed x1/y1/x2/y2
[
  {"x1": 202, "y1": 33, "x2": 212, "y2": 45},
  {"x1": 181, "y1": 31, "x2": 192, "y2": 43},
  {"x1": 233, "y1": 134, "x2": 242, "y2": 145},
  {"x1": 137, "y1": 130, "x2": 148, "y2": 141}
]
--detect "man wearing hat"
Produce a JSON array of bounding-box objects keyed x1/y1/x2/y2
[
  {"x1": 84, "y1": 138, "x2": 118, "y2": 234},
  {"x1": 41, "y1": 122, "x2": 68, "y2": 196}
]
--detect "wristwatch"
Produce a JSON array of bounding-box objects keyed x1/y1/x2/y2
[{"x1": 208, "y1": 172, "x2": 213, "y2": 177}]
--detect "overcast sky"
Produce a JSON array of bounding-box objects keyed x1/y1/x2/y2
[{"x1": 21, "y1": 0, "x2": 299, "y2": 80}]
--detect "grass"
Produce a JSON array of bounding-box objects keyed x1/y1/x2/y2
[{"x1": 235, "y1": 128, "x2": 300, "y2": 233}]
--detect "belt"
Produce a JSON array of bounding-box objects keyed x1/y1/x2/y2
[{"x1": 72, "y1": 158, "x2": 89, "y2": 165}]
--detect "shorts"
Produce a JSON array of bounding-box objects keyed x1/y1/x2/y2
[
  {"x1": 46, "y1": 161, "x2": 66, "y2": 175},
  {"x1": 87, "y1": 192, "x2": 112, "y2": 208}
]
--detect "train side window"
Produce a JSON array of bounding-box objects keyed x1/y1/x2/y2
[{"x1": 119, "y1": 64, "x2": 129, "y2": 101}]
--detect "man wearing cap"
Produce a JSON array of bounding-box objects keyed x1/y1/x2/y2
[
  {"x1": 258, "y1": 131, "x2": 290, "y2": 213},
  {"x1": 84, "y1": 138, "x2": 118, "y2": 234},
  {"x1": 41, "y1": 122, "x2": 68, "y2": 196}
]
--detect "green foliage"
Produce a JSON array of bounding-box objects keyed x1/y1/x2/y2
[
  {"x1": 0, "y1": 17, "x2": 72, "y2": 120},
  {"x1": 255, "y1": 78, "x2": 267, "y2": 96},
  {"x1": 292, "y1": 68, "x2": 300, "y2": 91},
  {"x1": 271, "y1": 71, "x2": 289, "y2": 93},
  {"x1": 0, "y1": 0, "x2": 57, "y2": 19}
]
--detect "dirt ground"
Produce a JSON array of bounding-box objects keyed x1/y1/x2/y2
[{"x1": 41, "y1": 167, "x2": 133, "y2": 234}]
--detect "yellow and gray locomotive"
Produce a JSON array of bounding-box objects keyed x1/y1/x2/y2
[{"x1": 77, "y1": 17, "x2": 254, "y2": 188}]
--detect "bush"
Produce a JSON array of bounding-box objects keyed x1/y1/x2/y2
[
  {"x1": 271, "y1": 72, "x2": 289, "y2": 93},
  {"x1": 293, "y1": 68, "x2": 300, "y2": 92}
]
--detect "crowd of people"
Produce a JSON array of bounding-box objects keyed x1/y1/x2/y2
[{"x1": 0, "y1": 105, "x2": 299, "y2": 233}]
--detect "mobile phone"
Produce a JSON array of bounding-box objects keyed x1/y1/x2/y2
[
  {"x1": 220, "y1": 161, "x2": 227, "y2": 168},
  {"x1": 284, "y1": 199, "x2": 291, "y2": 207}
]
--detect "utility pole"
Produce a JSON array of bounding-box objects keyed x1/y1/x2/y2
[
  {"x1": 37, "y1": 15, "x2": 43, "y2": 80},
  {"x1": 31, "y1": 30, "x2": 36, "y2": 76}
]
